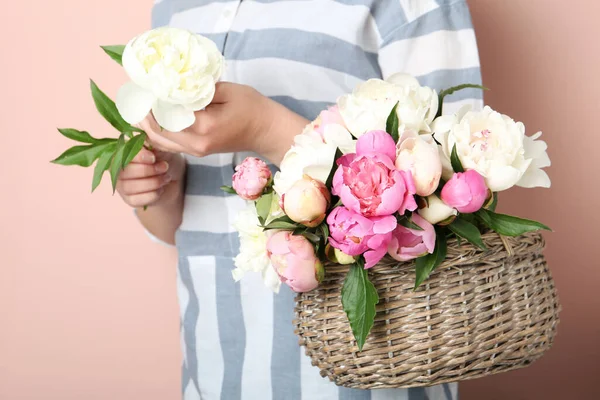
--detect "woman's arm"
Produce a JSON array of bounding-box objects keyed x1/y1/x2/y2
[
  {"x1": 117, "y1": 149, "x2": 186, "y2": 245},
  {"x1": 140, "y1": 83, "x2": 310, "y2": 167}
]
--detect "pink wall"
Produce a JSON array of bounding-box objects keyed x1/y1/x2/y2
[
  {"x1": 1, "y1": 1, "x2": 598, "y2": 399},
  {"x1": 1, "y1": 2, "x2": 180, "y2": 399},
  {"x1": 463, "y1": 0, "x2": 600, "y2": 398}
]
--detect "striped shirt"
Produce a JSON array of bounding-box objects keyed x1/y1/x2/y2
[{"x1": 149, "y1": 1, "x2": 483, "y2": 399}]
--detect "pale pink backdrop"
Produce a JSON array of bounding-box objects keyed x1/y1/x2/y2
[{"x1": 1, "y1": 1, "x2": 598, "y2": 399}]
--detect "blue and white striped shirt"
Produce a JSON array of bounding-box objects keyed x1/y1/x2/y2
[{"x1": 150, "y1": 1, "x2": 483, "y2": 399}]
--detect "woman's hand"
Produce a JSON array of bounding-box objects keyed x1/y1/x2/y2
[
  {"x1": 139, "y1": 82, "x2": 310, "y2": 165},
  {"x1": 116, "y1": 147, "x2": 186, "y2": 209}
]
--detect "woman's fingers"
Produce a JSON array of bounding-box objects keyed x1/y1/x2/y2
[
  {"x1": 122, "y1": 190, "x2": 165, "y2": 208},
  {"x1": 119, "y1": 161, "x2": 169, "y2": 180},
  {"x1": 117, "y1": 174, "x2": 172, "y2": 196},
  {"x1": 132, "y1": 148, "x2": 157, "y2": 164},
  {"x1": 139, "y1": 116, "x2": 190, "y2": 153}
]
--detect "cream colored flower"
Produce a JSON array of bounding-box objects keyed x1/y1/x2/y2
[
  {"x1": 232, "y1": 203, "x2": 280, "y2": 293},
  {"x1": 116, "y1": 27, "x2": 223, "y2": 132}
]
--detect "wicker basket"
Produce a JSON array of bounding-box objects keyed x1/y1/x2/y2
[{"x1": 294, "y1": 232, "x2": 560, "y2": 389}]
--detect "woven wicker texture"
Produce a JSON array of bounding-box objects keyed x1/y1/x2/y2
[{"x1": 294, "y1": 232, "x2": 560, "y2": 389}]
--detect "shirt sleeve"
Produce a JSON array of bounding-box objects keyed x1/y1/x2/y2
[{"x1": 377, "y1": 0, "x2": 484, "y2": 113}]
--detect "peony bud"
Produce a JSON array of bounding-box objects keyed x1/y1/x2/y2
[
  {"x1": 282, "y1": 175, "x2": 331, "y2": 227},
  {"x1": 418, "y1": 195, "x2": 458, "y2": 225},
  {"x1": 232, "y1": 157, "x2": 272, "y2": 201},
  {"x1": 388, "y1": 213, "x2": 436, "y2": 261},
  {"x1": 325, "y1": 244, "x2": 356, "y2": 265},
  {"x1": 266, "y1": 231, "x2": 323, "y2": 293},
  {"x1": 441, "y1": 170, "x2": 488, "y2": 213},
  {"x1": 395, "y1": 130, "x2": 442, "y2": 196}
]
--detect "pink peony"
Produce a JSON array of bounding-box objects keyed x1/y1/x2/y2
[
  {"x1": 327, "y1": 206, "x2": 397, "y2": 268},
  {"x1": 266, "y1": 231, "x2": 324, "y2": 293},
  {"x1": 282, "y1": 176, "x2": 331, "y2": 227},
  {"x1": 232, "y1": 157, "x2": 271, "y2": 201},
  {"x1": 332, "y1": 131, "x2": 417, "y2": 217},
  {"x1": 355, "y1": 130, "x2": 397, "y2": 162},
  {"x1": 441, "y1": 170, "x2": 488, "y2": 213},
  {"x1": 314, "y1": 105, "x2": 346, "y2": 137},
  {"x1": 388, "y1": 213, "x2": 436, "y2": 261}
]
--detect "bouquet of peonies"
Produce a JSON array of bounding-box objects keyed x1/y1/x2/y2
[
  {"x1": 225, "y1": 74, "x2": 551, "y2": 350},
  {"x1": 52, "y1": 28, "x2": 223, "y2": 192}
]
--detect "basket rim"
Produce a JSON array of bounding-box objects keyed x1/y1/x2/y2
[{"x1": 325, "y1": 230, "x2": 545, "y2": 274}]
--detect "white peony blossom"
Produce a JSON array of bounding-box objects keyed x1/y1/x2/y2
[
  {"x1": 433, "y1": 105, "x2": 551, "y2": 192},
  {"x1": 232, "y1": 203, "x2": 280, "y2": 293},
  {"x1": 273, "y1": 123, "x2": 355, "y2": 196},
  {"x1": 116, "y1": 27, "x2": 224, "y2": 132},
  {"x1": 337, "y1": 73, "x2": 438, "y2": 138}
]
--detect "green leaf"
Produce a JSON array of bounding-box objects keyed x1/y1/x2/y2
[
  {"x1": 385, "y1": 101, "x2": 400, "y2": 142},
  {"x1": 325, "y1": 148, "x2": 343, "y2": 189},
  {"x1": 396, "y1": 214, "x2": 424, "y2": 231},
  {"x1": 448, "y1": 217, "x2": 487, "y2": 250},
  {"x1": 220, "y1": 185, "x2": 237, "y2": 194},
  {"x1": 57, "y1": 128, "x2": 104, "y2": 144},
  {"x1": 90, "y1": 80, "x2": 133, "y2": 133},
  {"x1": 319, "y1": 223, "x2": 329, "y2": 242},
  {"x1": 109, "y1": 134, "x2": 127, "y2": 193},
  {"x1": 301, "y1": 231, "x2": 321, "y2": 243},
  {"x1": 456, "y1": 235, "x2": 462, "y2": 246},
  {"x1": 415, "y1": 229, "x2": 447, "y2": 289},
  {"x1": 450, "y1": 144, "x2": 465, "y2": 173},
  {"x1": 122, "y1": 133, "x2": 147, "y2": 168},
  {"x1": 476, "y1": 209, "x2": 551, "y2": 237},
  {"x1": 486, "y1": 192, "x2": 498, "y2": 212},
  {"x1": 51, "y1": 141, "x2": 116, "y2": 167},
  {"x1": 100, "y1": 45, "x2": 125, "y2": 66},
  {"x1": 91, "y1": 147, "x2": 116, "y2": 192},
  {"x1": 341, "y1": 259, "x2": 379, "y2": 351},
  {"x1": 263, "y1": 215, "x2": 298, "y2": 230},
  {"x1": 437, "y1": 84, "x2": 488, "y2": 118},
  {"x1": 255, "y1": 192, "x2": 274, "y2": 225}
]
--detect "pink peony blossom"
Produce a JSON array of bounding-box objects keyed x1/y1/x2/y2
[
  {"x1": 327, "y1": 206, "x2": 397, "y2": 268},
  {"x1": 355, "y1": 130, "x2": 397, "y2": 162},
  {"x1": 282, "y1": 176, "x2": 331, "y2": 227},
  {"x1": 388, "y1": 213, "x2": 436, "y2": 261},
  {"x1": 441, "y1": 170, "x2": 488, "y2": 213},
  {"x1": 232, "y1": 157, "x2": 271, "y2": 200},
  {"x1": 314, "y1": 105, "x2": 346, "y2": 137},
  {"x1": 332, "y1": 131, "x2": 417, "y2": 217},
  {"x1": 266, "y1": 231, "x2": 324, "y2": 293}
]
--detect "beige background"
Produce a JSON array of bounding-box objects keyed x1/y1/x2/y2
[{"x1": 1, "y1": 0, "x2": 598, "y2": 399}]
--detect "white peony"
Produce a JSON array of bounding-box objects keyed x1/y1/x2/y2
[
  {"x1": 232, "y1": 203, "x2": 281, "y2": 293},
  {"x1": 273, "y1": 123, "x2": 355, "y2": 196},
  {"x1": 433, "y1": 105, "x2": 551, "y2": 192},
  {"x1": 116, "y1": 27, "x2": 224, "y2": 132},
  {"x1": 337, "y1": 73, "x2": 438, "y2": 138},
  {"x1": 418, "y1": 195, "x2": 458, "y2": 225}
]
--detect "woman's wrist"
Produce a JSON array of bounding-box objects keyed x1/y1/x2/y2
[{"x1": 255, "y1": 96, "x2": 309, "y2": 166}]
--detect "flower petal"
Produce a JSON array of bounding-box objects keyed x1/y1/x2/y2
[
  {"x1": 152, "y1": 100, "x2": 196, "y2": 132},
  {"x1": 116, "y1": 82, "x2": 156, "y2": 125},
  {"x1": 385, "y1": 73, "x2": 420, "y2": 88},
  {"x1": 371, "y1": 215, "x2": 397, "y2": 234},
  {"x1": 485, "y1": 165, "x2": 526, "y2": 192},
  {"x1": 364, "y1": 246, "x2": 388, "y2": 269},
  {"x1": 517, "y1": 168, "x2": 551, "y2": 188},
  {"x1": 356, "y1": 130, "x2": 396, "y2": 161},
  {"x1": 262, "y1": 264, "x2": 281, "y2": 294}
]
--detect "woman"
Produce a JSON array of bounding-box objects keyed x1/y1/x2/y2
[{"x1": 117, "y1": 1, "x2": 483, "y2": 399}]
